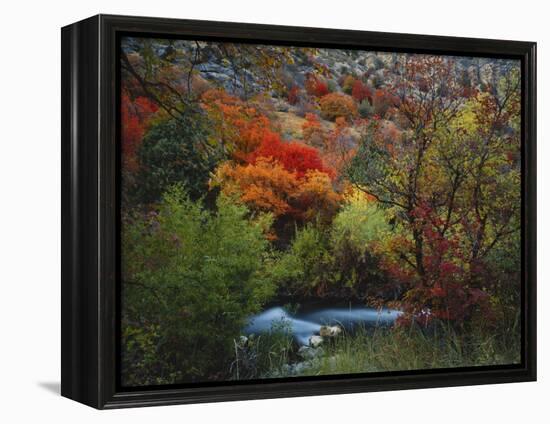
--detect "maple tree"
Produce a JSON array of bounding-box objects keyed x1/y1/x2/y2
[
  {"x1": 200, "y1": 89, "x2": 274, "y2": 160},
  {"x1": 212, "y1": 157, "x2": 299, "y2": 218},
  {"x1": 247, "y1": 132, "x2": 336, "y2": 179},
  {"x1": 295, "y1": 170, "x2": 342, "y2": 223},
  {"x1": 345, "y1": 57, "x2": 521, "y2": 324}
]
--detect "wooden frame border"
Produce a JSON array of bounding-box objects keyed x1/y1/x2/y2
[{"x1": 61, "y1": 14, "x2": 536, "y2": 409}]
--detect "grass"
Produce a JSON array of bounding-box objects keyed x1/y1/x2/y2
[
  {"x1": 233, "y1": 316, "x2": 521, "y2": 380},
  {"x1": 302, "y1": 322, "x2": 520, "y2": 377}
]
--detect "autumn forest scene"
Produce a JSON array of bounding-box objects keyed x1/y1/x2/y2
[{"x1": 120, "y1": 36, "x2": 522, "y2": 386}]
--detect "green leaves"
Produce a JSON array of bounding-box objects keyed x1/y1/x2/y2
[
  {"x1": 133, "y1": 111, "x2": 223, "y2": 204},
  {"x1": 121, "y1": 187, "x2": 274, "y2": 384},
  {"x1": 332, "y1": 191, "x2": 389, "y2": 255}
]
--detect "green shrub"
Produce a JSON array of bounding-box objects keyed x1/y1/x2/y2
[
  {"x1": 326, "y1": 79, "x2": 338, "y2": 93},
  {"x1": 272, "y1": 224, "x2": 333, "y2": 296},
  {"x1": 358, "y1": 99, "x2": 374, "y2": 118},
  {"x1": 121, "y1": 186, "x2": 275, "y2": 385},
  {"x1": 329, "y1": 192, "x2": 392, "y2": 298},
  {"x1": 331, "y1": 192, "x2": 389, "y2": 254},
  {"x1": 134, "y1": 111, "x2": 222, "y2": 204},
  {"x1": 272, "y1": 196, "x2": 393, "y2": 299}
]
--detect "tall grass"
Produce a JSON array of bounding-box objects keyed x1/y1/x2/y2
[
  {"x1": 231, "y1": 319, "x2": 295, "y2": 380},
  {"x1": 233, "y1": 315, "x2": 521, "y2": 379},
  {"x1": 302, "y1": 320, "x2": 520, "y2": 377}
]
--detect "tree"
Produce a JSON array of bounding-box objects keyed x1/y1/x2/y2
[
  {"x1": 351, "y1": 79, "x2": 372, "y2": 104},
  {"x1": 121, "y1": 186, "x2": 274, "y2": 384},
  {"x1": 212, "y1": 158, "x2": 300, "y2": 218},
  {"x1": 294, "y1": 170, "x2": 342, "y2": 223},
  {"x1": 247, "y1": 132, "x2": 336, "y2": 179},
  {"x1": 212, "y1": 157, "x2": 341, "y2": 225},
  {"x1": 345, "y1": 57, "x2": 521, "y2": 324},
  {"x1": 121, "y1": 91, "x2": 158, "y2": 173},
  {"x1": 200, "y1": 89, "x2": 274, "y2": 160},
  {"x1": 134, "y1": 111, "x2": 221, "y2": 204},
  {"x1": 305, "y1": 73, "x2": 329, "y2": 97},
  {"x1": 272, "y1": 224, "x2": 333, "y2": 297},
  {"x1": 319, "y1": 92, "x2": 358, "y2": 121}
]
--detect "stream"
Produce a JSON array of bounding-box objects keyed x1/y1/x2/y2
[{"x1": 243, "y1": 304, "x2": 402, "y2": 346}]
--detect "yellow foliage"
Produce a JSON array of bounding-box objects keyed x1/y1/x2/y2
[{"x1": 296, "y1": 170, "x2": 342, "y2": 222}]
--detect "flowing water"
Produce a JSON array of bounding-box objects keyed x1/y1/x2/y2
[{"x1": 243, "y1": 304, "x2": 402, "y2": 345}]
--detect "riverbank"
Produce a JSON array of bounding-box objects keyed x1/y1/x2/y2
[{"x1": 233, "y1": 317, "x2": 521, "y2": 380}]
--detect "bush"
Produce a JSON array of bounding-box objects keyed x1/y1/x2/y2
[
  {"x1": 273, "y1": 224, "x2": 333, "y2": 297},
  {"x1": 341, "y1": 75, "x2": 355, "y2": 93},
  {"x1": 121, "y1": 186, "x2": 275, "y2": 385},
  {"x1": 302, "y1": 113, "x2": 326, "y2": 148},
  {"x1": 372, "y1": 88, "x2": 397, "y2": 118},
  {"x1": 287, "y1": 85, "x2": 300, "y2": 105},
  {"x1": 305, "y1": 74, "x2": 329, "y2": 97},
  {"x1": 319, "y1": 93, "x2": 358, "y2": 122},
  {"x1": 329, "y1": 189, "x2": 391, "y2": 298},
  {"x1": 331, "y1": 189, "x2": 389, "y2": 254},
  {"x1": 358, "y1": 99, "x2": 374, "y2": 118},
  {"x1": 352, "y1": 80, "x2": 372, "y2": 103},
  {"x1": 135, "y1": 112, "x2": 220, "y2": 204}
]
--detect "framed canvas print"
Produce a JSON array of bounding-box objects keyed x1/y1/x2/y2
[{"x1": 61, "y1": 14, "x2": 536, "y2": 409}]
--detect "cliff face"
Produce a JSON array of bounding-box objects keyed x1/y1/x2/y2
[
  {"x1": 123, "y1": 37, "x2": 516, "y2": 102},
  {"x1": 193, "y1": 46, "x2": 514, "y2": 98}
]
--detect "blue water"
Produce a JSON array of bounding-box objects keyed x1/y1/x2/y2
[{"x1": 243, "y1": 305, "x2": 402, "y2": 345}]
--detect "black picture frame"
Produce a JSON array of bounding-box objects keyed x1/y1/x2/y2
[{"x1": 61, "y1": 14, "x2": 537, "y2": 409}]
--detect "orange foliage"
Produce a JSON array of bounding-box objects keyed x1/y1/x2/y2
[
  {"x1": 372, "y1": 88, "x2": 398, "y2": 118},
  {"x1": 212, "y1": 158, "x2": 300, "y2": 217},
  {"x1": 301, "y1": 113, "x2": 326, "y2": 148},
  {"x1": 248, "y1": 132, "x2": 336, "y2": 179},
  {"x1": 295, "y1": 170, "x2": 342, "y2": 222},
  {"x1": 201, "y1": 89, "x2": 274, "y2": 160},
  {"x1": 213, "y1": 157, "x2": 341, "y2": 223},
  {"x1": 322, "y1": 117, "x2": 356, "y2": 174},
  {"x1": 305, "y1": 74, "x2": 329, "y2": 97},
  {"x1": 319, "y1": 92, "x2": 358, "y2": 122}
]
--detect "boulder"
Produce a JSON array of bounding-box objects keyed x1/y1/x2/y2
[
  {"x1": 298, "y1": 345, "x2": 324, "y2": 360},
  {"x1": 319, "y1": 325, "x2": 342, "y2": 337},
  {"x1": 309, "y1": 335, "x2": 324, "y2": 347}
]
